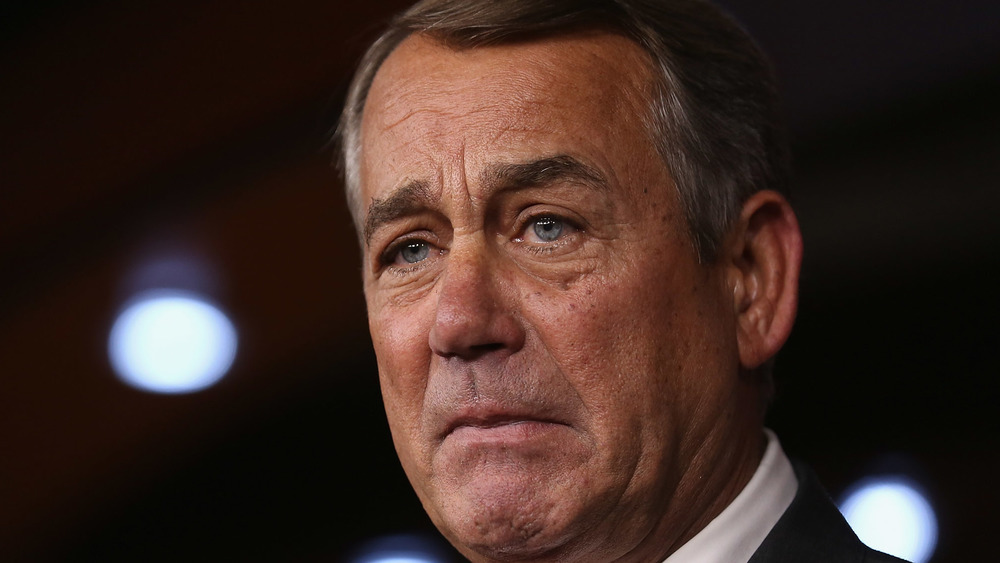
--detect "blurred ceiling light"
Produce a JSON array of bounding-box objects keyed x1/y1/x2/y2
[{"x1": 108, "y1": 290, "x2": 237, "y2": 393}]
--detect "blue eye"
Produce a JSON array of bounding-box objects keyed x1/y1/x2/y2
[
  {"x1": 399, "y1": 241, "x2": 430, "y2": 264},
  {"x1": 532, "y1": 217, "x2": 564, "y2": 242}
]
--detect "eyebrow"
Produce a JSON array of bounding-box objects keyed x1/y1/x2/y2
[
  {"x1": 482, "y1": 155, "x2": 609, "y2": 194},
  {"x1": 363, "y1": 180, "x2": 435, "y2": 245},
  {"x1": 362, "y1": 155, "x2": 609, "y2": 245}
]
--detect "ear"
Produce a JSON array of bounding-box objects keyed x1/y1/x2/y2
[{"x1": 725, "y1": 190, "x2": 803, "y2": 370}]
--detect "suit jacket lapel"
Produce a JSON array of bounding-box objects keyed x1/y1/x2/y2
[{"x1": 748, "y1": 461, "x2": 906, "y2": 563}]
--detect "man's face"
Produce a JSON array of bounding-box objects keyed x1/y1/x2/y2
[{"x1": 358, "y1": 32, "x2": 756, "y2": 562}]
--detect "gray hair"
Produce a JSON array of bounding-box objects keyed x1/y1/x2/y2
[{"x1": 335, "y1": 0, "x2": 789, "y2": 262}]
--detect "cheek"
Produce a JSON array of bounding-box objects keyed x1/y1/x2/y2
[
  {"x1": 368, "y1": 295, "x2": 435, "y2": 430},
  {"x1": 523, "y1": 275, "x2": 672, "y2": 414},
  {"x1": 522, "y1": 257, "x2": 723, "y2": 435},
  {"x1": 368, "y1": 287, "x2": 432, "y2": 370}
]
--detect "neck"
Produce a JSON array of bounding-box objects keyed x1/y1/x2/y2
[{"x1": 629, "y1": 412, "x2": 766, "y2": 562}]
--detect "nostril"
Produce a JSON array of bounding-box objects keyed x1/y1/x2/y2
[
  {"x1": 437, "y1": 341, "x2": 506, "y2": 360},
  {"x1": 473, "y1": 342, "x2": 506, "y2": 353}
]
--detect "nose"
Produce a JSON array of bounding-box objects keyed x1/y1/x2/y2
[{"x1": 428, "y1": 245, "x2": 525, "y2": 360}]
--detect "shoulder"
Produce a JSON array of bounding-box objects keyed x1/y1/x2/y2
[{"x1": 750, "y1": 460, "x2": 910, "y2": 563}]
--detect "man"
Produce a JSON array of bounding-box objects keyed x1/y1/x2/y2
[{"x1": 336, "y1": 0, "x2": 906, "y2": 561}]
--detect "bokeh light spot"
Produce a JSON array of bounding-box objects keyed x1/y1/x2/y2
[
  {"x1": 839, "y1": 476, "x2": 937, "y2": 563},
  {"x1": 348, "y1": 534, "x2": 448, "y2": 563},
  {"x1": 108, "y1": 290, "x2": 237, "y2": 393}
]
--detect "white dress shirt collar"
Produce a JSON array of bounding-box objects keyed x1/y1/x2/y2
[{"x1": 663, "y1": 429, "x2": 798, "y2": 563}]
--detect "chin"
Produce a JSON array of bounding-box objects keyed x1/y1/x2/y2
[
  {"x1": 432, "y1": 476, "x2": 603, "y2": 563},
  {"x1": 416, "y1": 427, "x2": 626, "y2": 561},
  {"x1": 453, "y1": 518, "x2": 570, "y2": 563}
]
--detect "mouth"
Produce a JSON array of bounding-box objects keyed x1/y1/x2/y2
[{"x1": 441, "y1": 412, "x2": 569, "y2": 442}]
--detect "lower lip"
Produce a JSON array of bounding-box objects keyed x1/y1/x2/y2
[{"x1": 447, "y1": 420, "x2": 565, "y2": 445}]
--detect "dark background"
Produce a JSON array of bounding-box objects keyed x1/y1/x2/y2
[{"x1": 2, "y1": 1, "x2": 997, "y2": 561}]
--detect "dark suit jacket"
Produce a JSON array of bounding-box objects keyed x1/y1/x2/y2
[{"x1": 748, "y1": 461, "x2": 910, "y2": 563}]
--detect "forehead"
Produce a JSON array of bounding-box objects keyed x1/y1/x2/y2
[
  {"x1": 358, "y1": 31, "x2": 658, "y2": 198},
  {"x1": 370, "y1": 30, "x2": 652, "y2": 117}
]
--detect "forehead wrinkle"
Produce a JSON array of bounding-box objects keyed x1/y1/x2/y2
[
  {"x1": 380, "y1": 103, "x2": 519, "y2": 140},
  {"x1": 374, "y1": 47, "x2": 547, "y2": 128},
  {"x1": 379, "y1": 106, "x2": 447, "y2": 134},
  {"x1": 370, "y1": 74, "x2": 457, "y2": 137},
  {"x1": 377, "y1": 67, "x2": 506, "y2": 121}
]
